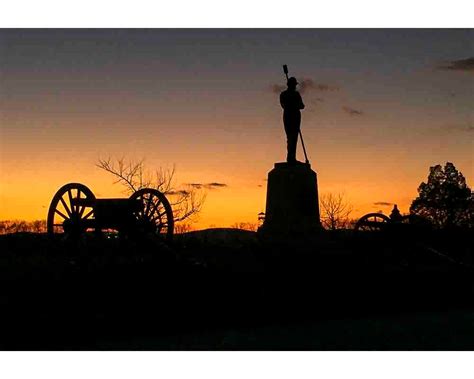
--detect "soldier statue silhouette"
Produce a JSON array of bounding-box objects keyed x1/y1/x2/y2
[{"x1": 280, "y1": 65, "x2": 308, "y2": 164}]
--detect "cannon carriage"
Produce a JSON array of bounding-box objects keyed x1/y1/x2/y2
[
  {"x1": 354, "y1": 205, "x2": 430, "y2": 233},
  {"x1": 47, "y1": 183, "x2": 174, "y2": 241}
]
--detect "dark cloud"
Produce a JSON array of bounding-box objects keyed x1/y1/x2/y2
[
  {"x1": 459, "y1": 125, "x2": 474, "y2": 132},
  {"x1": 299, "y1": 79, "x2": 340, "y2": 94},
  {"x1": 270, "y1": 84, "x2": 286, "y2": 93},
  {"x1": 373, "y1": 201, "x2": 393, "y2": 207},
  {"x1": 206, "y1": 182, "x2": 228, "y2": 189},
  {"x1": 167, "y1": 190, "x2": 190, "y2": 196},
  {"x1": 298, "y1": 78, "x2": 314, "y2": 94},
  {"x1": 437, "y1": 57, "x2": 474, "y2": 72},
  {"x1": 269, "y1": 78, "x2": 339, "y2": 94},
  {"x1": 186, "y1": 182, "x2": 228, "y2": 190},
  {"x1": 317, "y1": 84, "x2": 338, "y2": 92},
  {"x1": 444, "y1": 124, "x2": 474, "y2": 133},
  {"x1": 342, "y1": 106, "x2": 364, "y2": 116},
  {"x1": 186, "y1": 183, "x2": 203, "y2": 189}
]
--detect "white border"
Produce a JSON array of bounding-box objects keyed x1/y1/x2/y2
[
  {"x1": 1, "y1": 352, "x2": 474, "y2": 378},
  {"x1": 1, "y1": 2, "x2": 474, "y2": 378},
  {"x1": 0, "y1": 0, "x2": 473, "y2": 27}
]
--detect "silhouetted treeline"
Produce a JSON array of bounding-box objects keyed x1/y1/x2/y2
[
  {"x1": 0, "y1": 221, "x2": 210, "y2": 235},
  {"x1": 0, "y1": 220, "x2": 47, "y2": 234},
  {"x1": 0, "y1": 220, "x2": 259, "y2": 234},
  {"x1": 230, "y1": 222, "x2": 258, "y2": 231},
  {"x1": 174, "y1": 223, "x2": 195, "y2": 234}
]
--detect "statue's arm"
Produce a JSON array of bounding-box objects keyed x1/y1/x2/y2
[
  {"x1": 298, "y1": 93, "x2": 305, "y2": 109},
  {"x1": 279, "y1": 92, "x2": 285, "y2": 109}
]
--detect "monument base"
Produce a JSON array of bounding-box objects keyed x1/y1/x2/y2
[{"x1": 259, "y1": 162, "x2": 321, "y2": 236}]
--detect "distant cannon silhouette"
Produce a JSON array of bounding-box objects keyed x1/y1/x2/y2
[
  {"x1": 47, "y1": 183, "x2": 174, "y2": 241},
  {"x1": 354, "y1": 212, "x2": 392, "y2": 232},
  {"x1": 354, "y1": 206, "x2": 431, "y2": 233}
]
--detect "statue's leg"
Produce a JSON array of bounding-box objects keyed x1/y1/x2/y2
[
  {"x1": 287, "y1": 128, "x2": 298, "y2": 163},
  {"x1": 284, "y1": 120, "x2": 291, "y2": 163},
  {"x1": 284, "y1": 114, "x2": 299, "y2": 163}
]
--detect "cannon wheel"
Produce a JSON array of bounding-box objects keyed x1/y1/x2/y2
[
  {"x1": 354, "y1": 213, "x2": 390, "y2": 232},
  {"x1": 129, "y1": 188, "x2": 174, "y2": 242},
  {"x1": 47, "y1": 183, "x2": 96, "y2": 236}
]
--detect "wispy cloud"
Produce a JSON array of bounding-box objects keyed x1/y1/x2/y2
[
  {"x1": 300, "y1": 79, "x2": 339, "y2": 94},
  {"x1": 167, "y1": 190, "x2": 190, "y2": 196},
  {"x1": 436, "y1": 57, "x2": 474, "y2": 72},
  {"x1": 298, "y1": 79, "x2": 314, "y2": 94},
  {"x1": 207, "y1": 182, "x2": 227, "y2": 188},
  {"x1": 187, "y1": 183, "x2": 202, "y2": 188},
  {"x1": 270, "y1": 84, "x2": 286, "y2": 93},
  {"x1": 342, "y1": 106, "x2": 364, "y2": 116},
  {"x1": 186, "y1": 182, "x2": 228, "y2": 190},
  {"x1": 373, "y1": 201, "x2": 393, "y2": 207},
  {"x1": 444, "y1": 123, "x2": 474, "y2": 133},
  {"x1": 269, "y1": 78, "x2": 339, "y2": 94}
]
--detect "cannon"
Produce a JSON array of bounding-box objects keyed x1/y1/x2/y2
[
  {"x1": 47, "y1": 183, "x2": 174, "y2": 241},
  {"x1": 354, "y1": 206, "x2": 430, "y2": 233}
]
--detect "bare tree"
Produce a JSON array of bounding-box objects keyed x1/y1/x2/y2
[
  {"x1": 97, "y1": 157, "x2": 206, "y2": 224},
  {"x1": 319, "y1": 192, "x2": 353, "y2": 230}
]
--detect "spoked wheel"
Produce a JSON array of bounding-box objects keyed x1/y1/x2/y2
[
  {"x1": 129, "y1": 188, "x2": 174, "y2": 242},
  {"x1": 47, "y1": 183, "x2": 96, "y2": 237},
  {"x1": 354, "y1": 213, "x2": 391, "y2": 232}
]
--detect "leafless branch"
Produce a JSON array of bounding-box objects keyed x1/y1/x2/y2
[
  {"x1": 320, "y1": 192, "x2": 353, "y2": 230},
  {"x1": 96, "y1": 156, "x2": 206, "y2": 224}
]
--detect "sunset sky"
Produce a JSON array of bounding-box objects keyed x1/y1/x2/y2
[{"x1": 1, "y1": 29, "x2": 472, "y2": 228}]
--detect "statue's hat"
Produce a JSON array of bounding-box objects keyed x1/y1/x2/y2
[{"x1": 287, "y1": 77, "x2": 298, "y2": 86}]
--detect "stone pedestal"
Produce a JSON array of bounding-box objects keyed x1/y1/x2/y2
[{"x1": 260, "y1": 162, "x2": 321, "y2": 235}]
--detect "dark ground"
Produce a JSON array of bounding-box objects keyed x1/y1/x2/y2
[{"x1": 0, "y1": 227, "x2": 473, "y2": 350}]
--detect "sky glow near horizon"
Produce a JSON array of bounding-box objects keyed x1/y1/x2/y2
[{"x1": 0, "y1": 29, "x2": 472, "y2": 228}]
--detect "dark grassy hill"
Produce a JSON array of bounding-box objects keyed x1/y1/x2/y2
[{"x1": 0, "y1": 228, "x2": 473, "y2": 350}]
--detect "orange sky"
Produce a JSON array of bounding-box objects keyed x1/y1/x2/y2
[{"x1": 1, "y1": 29, "x2": 473, "y2": 228}]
